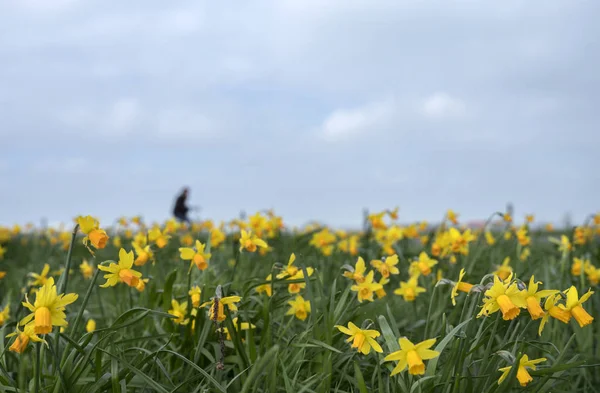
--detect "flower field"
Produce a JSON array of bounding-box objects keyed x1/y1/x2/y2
[{"x1": 0, "y1": 209, "x2": 598, "y2": 392}]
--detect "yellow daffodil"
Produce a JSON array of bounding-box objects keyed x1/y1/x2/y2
[
  {"x1": 335, "y1": 322, "x2": 383, "y2": 355},
  {"x1": 168, "y1": 299, "x2": 189, "y2": 325},
  {"x1": 561, "y1": 286, "x2": 594, "y2": 327},
  {"x1": 516, "y1": 227, "x2": 530, "y2": 247},
  {"x1": 79, "y1": 260, "x2": 94, "y2": 279},
  {"x1": 200, "y1": 296, "x2": 241, "y2": 322},
  {"x1": 8, "y1": 324, "x2": 44, "y2": 353},
  {"x1": 287, "y1": 268, "x2": 314, "y2": 294},
  {"x1": 0, "y1": 245, "x2": 6, "y2": 259},
  {"x1": 571, "y1": 257, "x2": 586, "y2": 276},
  {"x1": 256, "y1": 274, "x2": 273, "y2": 297},
  {"x1": 77, "y1": 215, "x2": 109, "y2": 250},
  {"x1": 503, "y1": 213, "x2": 512, "y2": 223},
  {"x1": 239, "y1": 230, "x2": 268, "y2": 252},
  {"x1": 384, "y1": 337, "x2": 439, "y2": 375},
  {"x1": 189, "y1": 286, "x2": 202, "y2": 307},
  {"x1": 498, "y1": 355, "x2": 546, "y2": 387},
  {"x1": 549, "y1": 235, "x2": 571, "y2": 254},
  {"x1": 376, "y1": 276, "x2": 389, "y2": 299},
  {"x1": 135, "y1": 278, "x2": 149, "y2": 292},
  {"x1": 133, "y1": 242, "x2": 153, "y2": 266},
  {"x1": 179, "y1": 240, "x2": 211, "y2": 271},
  {"x1": 409, "y1": 252, "x2": 437, "y2": 277},
  {"x1": 538, "y1": 293, "x2": 571, "y2": 335},
  {"x1": 494, "y1": 257, "x2": 512, "y2": 281},
  {"x1": 219, "y1": 317, "x2": 256, "y2": 340},
  {"x1": 448, "y1": 228, "x2": 476, "y2": 255},
  {"x1": 0, "y1": 305, "x2": 9, "y2": 326},
  {"x1": 343, "y1": 256, "x2": 367, "y2": 283},
  {"x1": 309, "y1": 229, "x2": 336, "y2": 254},
  {"x1": 368, "y1": 212, "x2": 387, "y2": 230},
  {"x1": 370, "y1": 254, "x2": 399, "y2": 278},
  {"x1": 181, "y1": 234, "x2": 194, "y2": 247},
  {"x1": 478, "y1": 276, "x2": 526, "y2": 320},
  {"x1": 351, "y1": 271, "x2": 383, "y2": 303},
  {"x1": 210, "y1": 228, "x2": 226, "y2": 248},
  {"x1": 148, "y1": 227, "x2": 170, "y2": 249},
  {"x1": 286, "y1": 295, "x2": 311, "y2": 321},
  {"x1": 29, "y1": 263, "x2": 51, "y2": 287},
  {"x1": 20, "y1": 277, "x2": 78, "y2": 334},
  {"x1": 451, "y1": 268, "x2": 473, "y2": 306},
  {"x1": 485, "y1": 231, "x2": 496, "y2": 246},
  {"x1": 519, "y1": 247, "x2": 531, "y2": 261},
  {"x1": 524, "y1": 276, "x2": 558, "y2": 320},
  {"x1": 276, "y1": 253, "x2": 299, "y2": 279},
  {"x1": 446, "y1": 209, "x2": 459, "y2": 225},
  {"x1": 394, "y1": 275, "x2": 426, "y2": 302},
  {"x1": 98, "y1": 248, "x2": 142, "y2": 288},
  {"x1": 86, "y1": 319, "x2": 96, "y2": 332}
]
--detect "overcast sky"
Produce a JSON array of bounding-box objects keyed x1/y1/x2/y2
[{"x1": 1, "y1": 0, "x2": 598, "y2": 228}]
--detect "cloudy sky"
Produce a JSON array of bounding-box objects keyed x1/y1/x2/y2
[{"x1": 1, "y1": 0, "x2": 598, "y2": 228}]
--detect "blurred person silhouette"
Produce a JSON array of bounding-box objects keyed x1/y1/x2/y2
[{"x1": 173, "y1": 187, "x2": 192, "y2": 224}]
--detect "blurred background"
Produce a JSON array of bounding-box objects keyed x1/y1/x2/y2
[{"x1": 1, "y1": 0, "x2": 598, "y2": 228}]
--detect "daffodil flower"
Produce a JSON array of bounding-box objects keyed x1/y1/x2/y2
[
  {"x1": 98, "y1": 248, "x2": 143, "y2": 288},
  {"x1": 77, "y1": 215, "x2": 109, "y2": 251},
  {"x1": 494, "y1": 257, "x2": 512, "y2": 281},
  {"x1": 133, "y1": 242, "x2": 153, "y2": 266},
  {"x1": 218, "y1": 317, "x2": 255, "y2": 341},
  {"x1": 200, "y1": 296, "x2": 241, "y2": 322},
  {"x1": 524, "y1": 276, "x2": 558, "y2": 320},
  {"x1": 335, "y1": 322, "x2": 383, "y2": 355},
  {"x1": 351, "y1": 271, "x2": 383, "y2": 303},
  {"x1": 498, "y1": 354, "x2": 546, "y2": 387},
  {"x1": 79, "y1": 260, "x2": 94, "y2": 280},
  {"x1": 168, "y1": 299, "x2": 189, "y2": 325},
  {"x1": 478, "y1": 276, "x2": 526, "y2": 321},
  {"x1": 7, "y1": 324, "x2": 45, "y2": 353},
  {"x1": 20, "y1": 277, "x2": 78, "y2": 334},
  {"x1": 409, "y1": 252, "x2": 437, "y2": 276},
  {"x1": 343, "y1": 257, "x2": 367, "y2": 283},
  {"x1": 256, "y1": 274, "x2": 273, "y2": 297},
  {"x1": 370, "y1": 254, "x2": 399, "y2": 278},
  {"x1": 239, "y1": 230, "x2": 268, "y2": 253},
  {"x1": 276, "y1": 253, "x2": 299, "y2": 279},
  {"x1": 561, "y1": 286, "x2": 594, "y2": 327},
  {"x1": 394, "y1": 275, "x2": 426, "y2": 302},
  {"x1": 189, "y1": 286, "x2": 202, "y2": 307},
  {"x1": 0, "y1": 305, "x2": 9, "y2": 326},
  {"x1": 384, "y1": 337, "x2": 440, "y2": 375},
  {"x1": 286, "y1": 295, "x2": 311, "y2": 321},
  {"x1": 29, "y1": 263, "x2": 51, "y2": 287},
  {"x1": 148, "y1": 227, "x2": 170, "y2": 249},
  {"x1": 451, "y1": 268, "x2": 473, "y2": 306},
  {"x1": 179, "y1": 240, "x2": 211, "y2": 271}
]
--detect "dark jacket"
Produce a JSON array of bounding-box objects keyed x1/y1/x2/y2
[{"x1": 173, "y1": 194, "x2": 189, "y2": 218}]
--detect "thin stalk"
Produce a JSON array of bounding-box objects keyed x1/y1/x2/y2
[
  {"x1": 34, "y1": 343, "x2": 41, "y2": 393},
  {"x1": 57, "y1": 224, "x2": 79, "y2": 294}
]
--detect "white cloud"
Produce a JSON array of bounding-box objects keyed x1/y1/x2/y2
[
  {"x1": 421, "y1": 92, "x2": 466, "y2": 119},
  {"x1": 31, "y1": 157, "x2": 88, "y2": 174},
  {"x1": 12, "y1": 0, "x2": 79, "y2": 11},
  {"x1": 106, "y1": 98, "x2": 141, "y2": 134},
  {"x1": 319, "y1": 98, "x2": 396, "y2": 142},
  {"x1": 57, "y1": 97, "x2": 141, "y2": 135},
  {"x1": 156, "y1": 109, "x2": 216, "y2": 139}
]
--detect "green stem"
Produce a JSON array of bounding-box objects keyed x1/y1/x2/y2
[
  {"x1": 57, "y1": 224, "x2": 80, "y2": 294},
  {"x1": 424, "y1": 285, "x2": 438, "y2": 339},
  {"x1": 34, "y1": 342, "x2": 41, "y2": 393}
]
